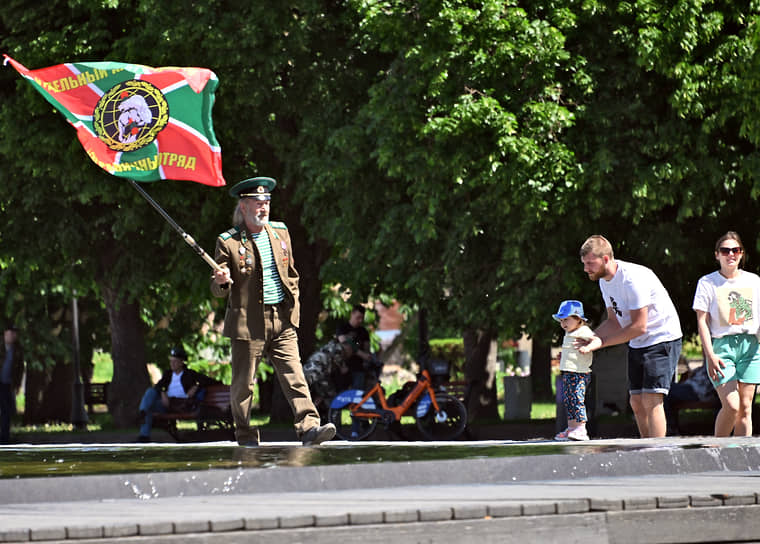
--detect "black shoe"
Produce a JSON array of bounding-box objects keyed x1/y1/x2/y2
[
  {"x1": 301, "y1": 423, "x2": 336, "y2": 446},
  {"x1": 237, "y1": 439, "x2": 259, "y2": 447},
  {"x1": 137, "y1": 435, "x2": 150, "y2": 443}
]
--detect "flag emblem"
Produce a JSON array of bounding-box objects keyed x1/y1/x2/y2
[
  {"x1": 4, "y1": 55, "x2": 226, "y2": 187},
  {"x1": 94, "y1": 80, "x2": 169, "y2": 152}
]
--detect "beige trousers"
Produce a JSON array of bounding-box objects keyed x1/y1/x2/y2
[{"x1": 230, "y1": 304, "x2": 320, "y2": 443}]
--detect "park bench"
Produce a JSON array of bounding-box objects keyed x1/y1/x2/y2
[
  {"x1": 152, "y1": 384, "x2": 235, "y2": 442},
  {"x1": 442, "y1": 380, "x2": 468, "y2": 403},
  {"x1": 669, "y1": 398, "x2": 720, "y2": 434},
  {"x1": 84, "y1": 382, "x2": 110, "y2": 414}
]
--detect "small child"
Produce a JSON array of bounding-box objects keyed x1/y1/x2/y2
[{"x1": 553, "y1": 300, "x2": 595, "y2": 441}]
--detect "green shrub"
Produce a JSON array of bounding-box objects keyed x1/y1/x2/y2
[{"x1": 188, "y1": 360, "x2": 231, "y2": 384}]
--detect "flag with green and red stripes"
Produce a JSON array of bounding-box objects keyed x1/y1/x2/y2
[{"x1": 4, "y1": 55, "x2": 225, "y2": 187}]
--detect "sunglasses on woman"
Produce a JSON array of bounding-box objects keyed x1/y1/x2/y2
[{"x1": 718, "y1": 247, "x2": 743, "y2": 255}]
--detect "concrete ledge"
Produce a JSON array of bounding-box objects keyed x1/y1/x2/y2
[{"x1": 5, "y1": 439, "x2": 760, "y2": 504}]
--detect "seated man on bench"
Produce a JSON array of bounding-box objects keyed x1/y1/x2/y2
[
  {"x1": 664, "y1": 361, "x2": 719, "y2": 436},
  {"x1": 137, "y1": 346, "x2": 220, "y2": 442}
]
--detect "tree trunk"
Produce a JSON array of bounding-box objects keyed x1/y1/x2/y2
[
  {"x1": 101, "y1": 285, "x2": 150, "y2": 428},
  {"x1": 531, "y1": 335, "x2": 553, "y2": 402},
  {"x1": 462, "y1": 329, "x2": 499, "y2": 422},
  {"x1": 40, "y1": 360, "x2": 74, "y2": 422}
]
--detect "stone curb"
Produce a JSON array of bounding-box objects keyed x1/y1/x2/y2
[{"x1": 2, "y1": 492, "x2": 758, "y2": 543}]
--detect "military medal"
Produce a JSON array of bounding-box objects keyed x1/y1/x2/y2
[{"x1": 239, "y1": 229, "x2": 252, "y2": 274}]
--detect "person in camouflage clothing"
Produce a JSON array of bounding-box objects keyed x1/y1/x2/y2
[{"x1": 303, "y1": 338, "x2": 357, "y2": 401}]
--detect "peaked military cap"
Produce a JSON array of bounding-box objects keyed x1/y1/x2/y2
[{"x1": 229, "y1": 176, "x2": 277, "y2": 200}]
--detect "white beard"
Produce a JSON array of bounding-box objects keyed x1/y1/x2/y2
[{"x1": 244, "y1": 207, "x2": 269, "y2": 228}]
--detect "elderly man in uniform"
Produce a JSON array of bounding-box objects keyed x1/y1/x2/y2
[{"x1": 211, "y1": 176, "x2": 335, "y2": 446}]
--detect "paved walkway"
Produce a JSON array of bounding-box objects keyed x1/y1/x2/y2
[{"x1": 3, "y1": 436, "x2": 760, "y2": 543}]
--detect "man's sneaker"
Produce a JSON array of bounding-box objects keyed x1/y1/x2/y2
[
  {"x1": 554, "y1": 428, "x2": 570, "y2": 441},
  {"x1": 301, "y1": 423, "x2": 336, "y2": 446},
  {"x1": 567, "y1": 426, "x2": 589, "y2": 441}
]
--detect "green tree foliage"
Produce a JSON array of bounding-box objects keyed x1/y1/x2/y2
[
  {"x1": 0, "y1": 0, "x2": 349, "y2": 424},
  {"x1": 4, "y1": 0, "x2": 760, "y2": 425},
  {"x1": 298, "y1": 1, "x2": 590, "y2": 405},
  {"x1": 564, "y1": 1, "x2": 760, "y2": 331}
]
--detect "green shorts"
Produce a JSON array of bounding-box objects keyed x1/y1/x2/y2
[{"x1": 710, "y1": 334, "x2": 760, "y2": 386}]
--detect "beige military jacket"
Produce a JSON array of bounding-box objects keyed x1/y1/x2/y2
[{"x1": 210, "y1": 221, "x2": 300, "y2": 340}]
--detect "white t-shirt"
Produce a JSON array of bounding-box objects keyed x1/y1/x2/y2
[
  {"x1": 692, "y1": 269, "x2": 760, "y2": 338},
  {"x1": 559, "y1": 324, "x2": 595, "y2": 373},
  {"x1": 599, "y1": 260, "x2": 682, "y2": 349},
  {"x1": 167, "y1": 371, "x2": 188, "y2": 398}
]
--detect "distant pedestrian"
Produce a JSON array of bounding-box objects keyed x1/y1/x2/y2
[
  {"x1": 1, "y1": 324, "x2": 24, "y2": 444},
  {"x1": 553, "y1": 300, "x2": 595, "y2": 441},
  {"x1": 693, "y1": 231, "x2": 760, "y2": 436},
  {"x1": 334, "y1": 305, "x2": 373, "y2": 391},
  {"x1": 577, "y1": 235, "x2": 682, "y2": 438}
]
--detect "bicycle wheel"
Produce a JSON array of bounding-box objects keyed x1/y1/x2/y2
[
  {"x1": 416, "y1": 393, "x2": 467, "y2": 440},
  {"x1": 328, "y1": 394, "x2": 379, "y2": 441}
]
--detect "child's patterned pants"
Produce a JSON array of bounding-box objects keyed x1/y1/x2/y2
[{"x1": 561, "y1": 371, "x2": 591, "y2": 423}]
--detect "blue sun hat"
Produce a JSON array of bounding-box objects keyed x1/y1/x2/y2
[{"x1": 552, "y1": 300, "x2": 587, "y2": 322}]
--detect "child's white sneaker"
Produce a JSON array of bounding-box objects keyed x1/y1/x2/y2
[
  {"x1": 567, "y1": 426, "x2": 589, "y2": 441},
  {"x1": 554, "y1": 428, "x2": 570, "y2": 441}
]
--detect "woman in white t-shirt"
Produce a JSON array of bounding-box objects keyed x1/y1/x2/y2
[{"x1": 693, "y1": 231, "x2": 760, "y2": 436}]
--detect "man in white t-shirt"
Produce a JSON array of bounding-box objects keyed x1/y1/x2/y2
[{"x1": 576, "y1": 235, "x2": 683, "y2": 438}]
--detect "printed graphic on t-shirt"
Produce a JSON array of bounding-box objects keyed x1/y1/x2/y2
[
  {"x1": 716, "y1": 286, "x2": 753, "y2": 326},
  {"x1": 609, "y1": 296, "x2": 623, "y2": 317}
]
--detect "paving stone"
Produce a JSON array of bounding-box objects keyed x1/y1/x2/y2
[
  {"x1": 522, "y1": 502, "x2": 556, "y2": 516},
  {"x1": 102, "y1": 524, "x2": 138, "y2": 538},
  {"x1": 349, "y1": 511, "x2": 384, "y2": 525},
  {"x1": 0, "y1": 529, "x2": 29, "y2": 542},
  {"x1": 487, "y1": 503, "x2": 521, "y2": 518},
  {"x1": 657, "y1": 496, "x2": 689, "y2": 509},
  {"x1": 279, "y1": 514, "x2": 315, "y2": 528},
  {"x1": 65, "y1": 525, "x2": 103, "y2": 539},
  {"x1": 623, "y1": 497, "x2": 657, "y2": 511},
  {"x1": 138, "y1": 521, "x2": 173, "y2": 535},
  {"x1": 690, "y1": 495, "x2": 723, "y2": 508},
  {"x1": 29, "y1": 527, "x2": 65, "y2": 541},
  {"x1": 590, "y1": 498, "x2": 624, "y2": 511},
  {"x1": 452, "y1": 504, "x2": 488, "y2": 519},
  {"x1": 173, "y1": 520, "x2": 210, "y2": 533},
  {"x1": 315, "y1": 513, "x2": 349, "y2": 527},
  {"x1": 556, "y1": 499, "x2": 590, "y2": 514},
  {"x1": 209, "y1": 518, "x2": 244, "y2": 532},
  {"x1": 384, "y1": 509, "x2": 418, "y2": 523},
  {"x1": 721, "y1": 494, "x2": 757, "y2": 506},
  {"x1": 245, "y1": 517, "x2": 279, "y2": 530},
  {"x1": 418, "y1": 507, "x2": 452, "y2": 522}
]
